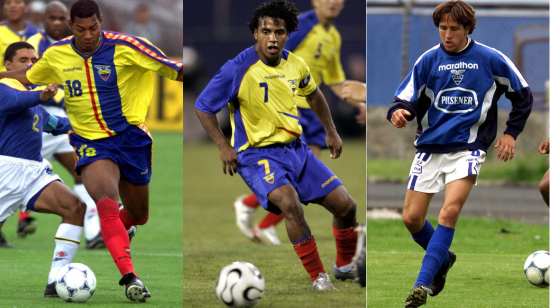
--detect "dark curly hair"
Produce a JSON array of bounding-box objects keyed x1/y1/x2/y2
[{"x1": 248, "y1": 0, "x2": 299, "y2": 35}]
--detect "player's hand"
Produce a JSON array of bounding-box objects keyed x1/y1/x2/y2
[
  {"x1": 326, "y1": 132, "x2": 343, "y2": 159},
  {"x1": 356, "y1": 102, "x2": 366, "y2": 126},
  {"x1": 539, "y1": 139, "x2": 549, "y2": 157},
  {"x1": 494, "y1": 134, "x2": 515, "y2": 162},
  {"x1": 219, "y1": 144, "x2": 239, "y2": 176},
  {"x1": 391, "y1": 109, "x2": 411, "y2": 128},
  {"x1": 40, "y1": 83, "x2": 59, "y2": 101},
  {"x1": 341, "y1": 80, "x2": 366, "y2": 103}
]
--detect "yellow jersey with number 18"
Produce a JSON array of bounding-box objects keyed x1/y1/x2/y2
[
  {"x1": 195, "y1": 46, "x2": 318, "y2": 153},
  {"x1": 26, "y1": 30, "x2": 183, "y2": 140}
]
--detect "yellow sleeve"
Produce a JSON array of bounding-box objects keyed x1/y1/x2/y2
[
  {"x1": 26, "y1": 50, "x2": 56, "y2": 85},
  {"x1": 321, "y1": 30, "x2": 346, "y2": 86},
  {"x1": 297, "y1": 59, "x2": 317, "y2": 97},
  {"x1": 124, "y1": 37, "x2": 182, "y2": 80},
  {"x1": 27, "y1": 33, "x2": 40, "y2": 51}
]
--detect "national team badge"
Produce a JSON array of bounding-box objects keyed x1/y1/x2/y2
[
  {"x1": 56, "y1": 251, "x2": 68, "y2": 257},
  {"x1": 263, "y1": 172, "x2": 275, "y2": 184},
  {"x1": 94, "y1": 65, "x2": 112, "y2": 81},
  {"x1": 451, "y1": 69, "x2": 465, "y2": 85},
  {"x1": 288, "y1": 79, "x2": 298, "y2": 92},
  {"x1": 125, "y1": 248, "x2": 131, "y2": 255}
]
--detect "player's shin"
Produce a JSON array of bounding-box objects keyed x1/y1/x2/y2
[
  {"x1": 47, "y1": 223, "x2": 82, "y2": 284},
  {"x1": 411, "y1": 219, "x2": 435, "y2": 250},
  {"x1": 97, "y1": 198, "x2": 136, "y2": 276},
  {"x1": 414, "y1": 224, "x2": 454, "y2": 287},
  {"x1": 293, "y1": 235, "x2": 325, "y2": 281},
  {"x1": 74, "y1": 184, "x2": 100, "y2": 241},
  {"x1": 333, "y1": 222, "x2": 359, "y2": 269}
]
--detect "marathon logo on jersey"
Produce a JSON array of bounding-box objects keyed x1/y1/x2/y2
[
  {"x1": 94, "y1": 65, "x2": 112, "y2": 81},
  {"x1": 288, "y1": 79, "x2": 298, "y2": 92},
  {"x1": 263, "y1": 172, "x2": 275, "y2": 184},
  {"x1": 438, "y1": 62, "x2": 478, "y2": 72},
  {"x1": 62, "y1": 67, "x2": 82, "y2": 72},
  {"x1": 434, "y1": 88, "x2": 478, "y2": 114}
]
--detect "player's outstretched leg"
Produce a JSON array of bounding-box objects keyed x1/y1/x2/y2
[
  {"x1": 253, "y1": 212, "x2": 284, "y2": 245},
  {"x1": 233, "y1": 193, "x2": 260, "y2": 241},
  {"x1": 31, "y1": 181, "x2": 86, "y2": 298}
]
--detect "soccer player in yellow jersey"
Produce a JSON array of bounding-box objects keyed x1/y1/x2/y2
[
  {"x1": 195, "y1": 0, "x2": 359, "y2": 290},
  {"x1": 0, "y1": 0, "x2": 183, "y2": 302},
  {"x1": 0, "y1": 0, "x2": 38, "y2": 72}
]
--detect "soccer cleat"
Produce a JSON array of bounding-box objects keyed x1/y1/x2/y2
[
  {"x1": 127, "y1": 226, "x2": 137, "y2": 242},
  {"x1": 17, "y1": 217, "x2": 37, "y2": 238},
  {"x1": 0, "y1": 232, "x2": 13, "y2": 248},
  {"x1": 86, "y1": 233, "x2": 106, "y2": 249},
  {"x1": 253, "y1": 225, "x2": 281, "y2": 245},
  {"x1": 312, "y1": 272, "x2": 338, "y2": 291},
  {"x1": 428, "y1": 250, "x2": 456, "y2": 296},
  {"x1": 332, "y1": 263, "x2": 357, "y2": 281},
  {"x1": 119, "y1": 272, "x2": 151, "y2": 302},
  {"x1": 44, "y1": 282, "x2": 59, "y2": 297},
  {"x1": 232, "y1": 195, "x2": 258, "y2": 242},
  {"x1": 405, "y1": 284, "x2": 432, "y2": 308}
]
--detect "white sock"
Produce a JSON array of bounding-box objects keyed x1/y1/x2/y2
[
  {"x1": 47, "y1": 223, "x2": 82, "y2": 284},
  {"x1": 74, "y1": 184, "x2": 101, "y2": 241}
]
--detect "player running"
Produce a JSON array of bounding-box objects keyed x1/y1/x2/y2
[
  {"x1": 0, "y1": 0, "x2": 183, "y2": 302},
  {"x1": 0, "y1": 41, "x2": 86, "y2": 298},
  {"x1": 25, "y1": 1, "x2": 104, "y2": 249},
  {"x1": 233, "y1": 0, "x2": 366, "y2": 247},
  {"x1": 196, "y1": 0, "x2": 358, "y2": 290},
  {"x1": 538, "y1": 138, "x2": 549, "y2": 206},
  {"x1": 387, "y1": 1, "x2": 533, "y2": 307}
]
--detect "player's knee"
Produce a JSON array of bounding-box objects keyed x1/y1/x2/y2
[
  {"x1": 333, "y1": 194, "x2": 356, "y2": 220},
  {"x1": 278, "y1": 198, "x2": 302, "y2": 221},
  {"x1": 402, "y1": 214, "x2": 423, "y2": 231},
  {"x1": 439, "y1": 206, "x2": 460, "y2": 225},
  {"x1": 539, "y1": 178, "x2": 549, "y2": 196},
  {"x1": 61, "y1": 197, "x2": 86, "y2": 222}
]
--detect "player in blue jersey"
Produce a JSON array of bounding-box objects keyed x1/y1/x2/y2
[
  {"x1": 538, "y1": 139, "x2": 549, "y2": 206},
  {"x1": 0, "y1": 41, "x2": 87, "y2": 298},
  {"x1": 387, "y1": 1, "x2": 533, "y2": 307},
  {"x1": 196, "y1": 0, "x2": 358, "y2": 291},
  {"x1": 25, "y1": 1, "x2": 104, "y2": 250}
]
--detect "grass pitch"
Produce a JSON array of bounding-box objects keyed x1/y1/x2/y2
[
  {"x1": 367, "y1": 217, "x2": 550, "y2": 307},
  {"x1": 183, "y1": 139, "x2": 366, "y2": 307},
  {"x1": 0, "y1": 131, "x2": 183, "y2": 307}
]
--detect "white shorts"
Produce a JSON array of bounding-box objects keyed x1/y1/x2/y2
[
  {"x1": 407, "y1": 150, "x2": 486, "y2": 193},
  {"x1": 0, "y1": 156, "x2": 61, "y2": 223},
  {"x1": 41, "y1": 106, "x2": 73, "y2": 161}
]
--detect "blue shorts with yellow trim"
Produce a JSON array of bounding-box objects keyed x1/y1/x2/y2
[
  {"x1": 297, "y1": 107, "x2": 327, "y2": 148},
  {"x1": 236, "y1": 138, "x2": 342, "y2": 214},
  {"x1": 68, "y1": 124, "x2": 153, "y2": 186}
]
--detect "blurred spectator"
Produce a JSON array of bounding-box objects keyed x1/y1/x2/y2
[
  {"x1": 123, "y1": 3, "x2": 161, "y2": 46},
  {"x1": 27, "y1": 0, "x2": 45, "y2": 29}
]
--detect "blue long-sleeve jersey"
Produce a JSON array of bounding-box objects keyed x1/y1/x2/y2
[
  {"x1": 0, "y1": 79, "x2": 72, "y2": 161},
  {"x1": 387, "y1": 39, "x2": 533, "y2": 153}
]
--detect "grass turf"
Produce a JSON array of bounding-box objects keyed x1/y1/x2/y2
[
  {"x1": 367, "y1": 217, "x2": 550, "y2": 307},
  {"x1": 183, "y1": 139, "x2": 366, "y2": 307},
  {"x1": 0, "y1": 131, "x2": 183, "y2": 307}
]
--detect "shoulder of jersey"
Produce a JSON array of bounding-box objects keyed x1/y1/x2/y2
[
  {"x1": 0, "y1": 78, "x2": 27, "y2": 90},
  {"x1": 48, "y1": 36, "x2": 73, "y2": 49},
  {"x1": 226, "y1": 46, "x2": 260, "y2": 69}
]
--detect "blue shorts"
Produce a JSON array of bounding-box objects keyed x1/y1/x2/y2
[
  {"x1": 237, "y1": 138, "x2": 342, "y2": 214},
  {"x1": 68, "y1": 124, "x2": 153, "y2": 186},
  {"x1": 297, "y1": 107, "x2": 327, "y2": 148}
]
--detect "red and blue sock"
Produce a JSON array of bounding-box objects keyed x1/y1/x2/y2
[{"x1": 293, "y1": 235, "x2": 325, "y2": 282}]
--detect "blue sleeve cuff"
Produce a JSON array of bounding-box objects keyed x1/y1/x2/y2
[{"x1": 45, "y1": 114, "x2": 59, "y2": 132}]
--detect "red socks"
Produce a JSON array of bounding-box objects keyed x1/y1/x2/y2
[
  {"x1": 18, "y1": 211, "x2": 30, "y2": 221},
  {"x1": 97, "y1": 198, "x2": 135, "y2": 276},
  {"x1": 243, "y1": 193, "x2": 260, "y2": 208},
  {"x1": 333, "y1": 223, "x2": 359, "y2": 268},
  {"x1": 293, "y1": 235, "x2": 325, "y2": 282},
  {"x1": 119, "y1": 208, "x2": 148, "y2": 230},
  {"x1": 258, "y1": 212, "x2": 284, "y2": 229}
]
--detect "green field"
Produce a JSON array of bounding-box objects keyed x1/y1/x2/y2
[
  {"x1": 367, "y1": 217, "x2": 550, "y2": 307},
  {"x1": 0, "y1": 131, "x2": 183, "y2": 307},
  {"x1": 183, "y1": 139, "x2": 366, "y2": 307}
]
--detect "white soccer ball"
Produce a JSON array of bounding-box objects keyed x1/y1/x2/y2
[
  {"x1": 524, "y1": 250, "x2": 549, "y2": 288},
  {"x1": 55, "y1": 263, "x2": 97, "y2": 302},
  {"x1": 216, "y1": 262, "x2": 265, "y2": 307}
]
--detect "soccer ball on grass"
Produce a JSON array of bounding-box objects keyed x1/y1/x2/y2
[
  {"x1": 216, "y1": 262, "x2": 265, "y2": 307},
  {"x1": 524, "y1": 250, "x2": 549, "y2": 287},
  {"x1": 55, "y1": 263, "x2": 97, "y2": 302}
]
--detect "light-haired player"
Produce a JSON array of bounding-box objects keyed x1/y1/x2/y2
[
  {"x1": 0, "y1": 41, "x2": 86, "y2": 298},
  {"x1": 233, "y1": 0, "x2": 365, "y2": 250},
  {"x1": 387, "y1": 1, "x2": 532, "y2": 307},
  {"x1": 26, "y1": 0, "x2": 104, "y2": 249}
]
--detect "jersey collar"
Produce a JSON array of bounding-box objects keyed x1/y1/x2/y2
[
  {"x1": 70, "y1": 31, "x2": 104, "y2": 59},
  {"x1": 440, "y1": 37, "x2": 475, "y2": 56}
]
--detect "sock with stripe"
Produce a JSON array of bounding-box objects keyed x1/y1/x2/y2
[
  {"x1": 74, "y1": 184, "x2": 101, "y2": 241},
  {"x1": 243, "y1": 193, "x2": 261, "y2": 208},
  {"x1": 293, "y1": 235, "x2": 325, "y2": 282},
  {"x1": 18, "y1": 210, "x2": 30, "y2": 221},
  {"x1": 411, "y1": 219, "x2": 435, "y2": 250},
  {"x1": 47, "y1": 223, "x2": 82, "y2": 284},
  {"x1": 414, "y1": 224, "x2": 454, "y2": 288},
  {"x1": 97, "y1": 198, "x2": 135, "y2": 276},
  {"x1": 333, "y1": 222, "x2": 359, "y2": 268},
  {"x1": 258, "y1": 212, "x2": 284, "y2": 229}
]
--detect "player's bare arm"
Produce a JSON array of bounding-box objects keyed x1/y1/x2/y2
[
  {"x1": 305, "y1": 89, "x2": 342, "y2": 159},
  {"x1": 195, "y1": 108, "x2": 239, "y2": 176},
  {"x1": 339, "y1": 80, "x2": 366, "y2": 104},
  {"x1": 0, "y1": 66, "x2": 31, "y2": 85},
  {"x1": 330, "y1": 81, "x2": 363, "y2": 109},
  {"x1": 494, "y1": 134, "x2": 515, "y2": 162},
  {"x1": 390, "y1": 108, "x2": 411, "y2": 128},
  {"x1": 177, "y1": 67, "x2": 183, "y2": 82},
  {"x1": 539, "y1": 139, "x2": 549, "y2": 156}
]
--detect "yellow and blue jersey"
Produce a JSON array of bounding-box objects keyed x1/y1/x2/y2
[
  {"x1": 285, "y1": 10, "x2": 346, "y2": 109},
  {"x1": 195, "y1": 46, "x2": 317, "y2": 153},
  {"x1": 26, "y1": 30, "x2": 183, "y2": 140},
  {"x1": 0, "y1": 22, "x2": 38, "y2": 72},
  {"x1": 27, "y1": 29, "x2": 53, "y2": 58}
]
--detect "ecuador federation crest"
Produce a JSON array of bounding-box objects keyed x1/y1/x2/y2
[
  {"x1": 288, "y1": 79, "x2": 298, "y2": 92},
  {"x1": 263, "y1": 172, "x2": 275, "y2": 184},
  {"x1": 451, "y1": 69, "x2": 465, "y2": 85},
  {"x1": 94, "y1": 65, "x2": 112, "y2": 81}
]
